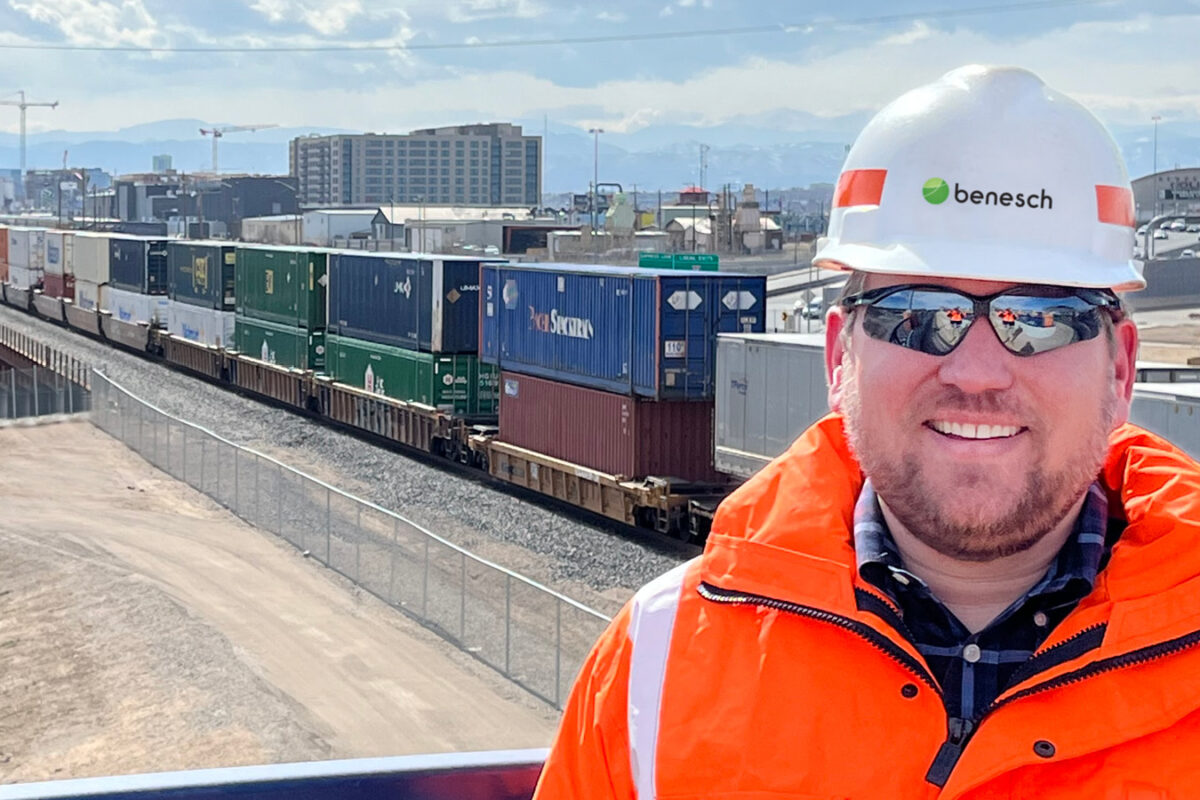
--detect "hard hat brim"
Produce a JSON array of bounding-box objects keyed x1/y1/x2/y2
[{"x1": 813, "y1": 239, "x2": 1146, "y2": 292}]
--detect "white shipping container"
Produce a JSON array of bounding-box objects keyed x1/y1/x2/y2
[
  {"x1": 8, "y1": 227, "x2": 45, "y2": 271},
  {"x1": 167, "y1": 301, "x2": 235, "y2": 348},
  {"x1": 7, "y1": 264, "x2": 42, "y2": 289},
  {"x1": 715, "y1": 332, "x2": 829, "y2": 480},
  {"x1": 74, "y1": 279, "x2": 106, "y2": 312},
  {"x1": 72, "y1": 231, "x2": 111, "y2": 284},
  {"x1": 106, "y1": 286, "x2": 170, "y2": 326},
  {"x1": 44, "y1": 231, "x2": 74, "y2": 277}
]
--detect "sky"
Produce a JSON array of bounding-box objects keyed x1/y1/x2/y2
[{"x1": 0, "y1": 0, "x2": 1195, "y2": 174}]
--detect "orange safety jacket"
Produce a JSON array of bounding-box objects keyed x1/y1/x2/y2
[{"x1": 534, "y1": 415, "x2": 1200, "y2": 799}]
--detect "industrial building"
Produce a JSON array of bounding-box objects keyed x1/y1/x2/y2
[
  {"x1": 289, "y1": 123, "x2": 541, "y2": 208},
  {"x1": 1133, "y1": 167, "x2": 1200, "y2": 223}
]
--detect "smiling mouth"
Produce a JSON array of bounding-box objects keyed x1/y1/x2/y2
[{"x1": 927, "y1": 420, "x2": 1024, "y2": 440}]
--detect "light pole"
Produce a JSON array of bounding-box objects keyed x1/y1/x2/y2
[
  {"x1": 1152, "y1": 115, "x2": 1162, "y2": 218},
  {"x1": 589, "y1": 127, "x2": 603, "y2": 231}
]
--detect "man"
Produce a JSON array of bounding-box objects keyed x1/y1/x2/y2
[{"x1": 534, "y1": 65, "x2": 1200, "y2": 798}]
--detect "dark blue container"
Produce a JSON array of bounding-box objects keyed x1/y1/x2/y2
[
  {"x1": 480, "y1": 263, "x2": 766, "y2": 399},
  {"x1": 109, "y1": 236, "x2": 168, "y2": 295},
  {"x1": 168, "y1": 241, "x2": 237, "y2": 310},
  {"x1": 327, "y1": 253, "x2": 492, "y2": 354}
]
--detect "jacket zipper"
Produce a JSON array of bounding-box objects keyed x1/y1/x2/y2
[
  {"x1": 697, "y1": 582, "x2": 939, "y2": 692},
  {"x1": 699, "y1": 581, "x2": 1200, "y2": 788},
  {"x1": 927, "y1": 622, "x2": 1200, "y2": 786}
]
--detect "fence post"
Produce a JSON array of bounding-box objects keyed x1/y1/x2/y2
[
  {"x1": 388, "y1": 518, "x2": 398, "y2": 605},
  {"x1": 325, "y1": 487, "x2": 332, "y2": 565},
  {"x1": 505, "y1": 574, "x2": 512, "y2": 676},
  {"x1": 234, "y1": 445, "x2": 240, "y2": 513},
  {"x1": 555, "y1": 599, "x2": 563, "y2": 707},
  {"x1": 460, "y1": 551, "x2": 467, "y2": 642},
  {"x1": 277, "y1": 463, "x2": 284, "y2": 537},
  {"x1": 254, "y1": 453, "x2": 260, "y2": 526},
  {"x1": 9, "y1": 367, "x2": 15, "y2": 419},
  {"x1": 33, "y1": 365, "x2": 39, "y2": 417},
  {"x1": 182, "y1": 425, "x2": 189, "y2": 485},
  {"x1": 200, "y1": 435, "x2": 206, "y2": 497},
  {"x1": 422, "y1": 537, "x2": 430, "y2": 619},
  {"x1": 355, "y1": 505, "x2": 362, "y2": 583}
]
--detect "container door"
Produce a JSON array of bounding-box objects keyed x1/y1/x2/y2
[
  {"x1": 222, "y1": 248, "x2": 236, "y2": 310},
  {"x1": 632, "y1": 276, "x2": 658, "y2": 396},
  {"x1": 480, "y1": 265, "x2": 500, "y2": 363},
  {"x1": 63, "y1": 233, "x2": 74, "y2": 278}
]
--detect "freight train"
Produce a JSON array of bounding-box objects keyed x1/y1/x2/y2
[{"x1": 0, "y1": 225, "x2": 766, "y2": 541}]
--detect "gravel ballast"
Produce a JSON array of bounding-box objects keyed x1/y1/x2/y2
[{"x1": 0, "y1": 305, "x2": 694, "y2": 616}]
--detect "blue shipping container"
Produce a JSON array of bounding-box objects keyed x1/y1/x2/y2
[
  {"x1": 168, "y1": 241, "x2": 236, "y2": 310},
  {"x1": 327, "y1": 253, "x2": 493, "y2": 354},
  {"x1": 109, "y1": 236, "x2": 168, "y2": 295},
  {"x1": 480, "y1": 263, "x2": 766, "y2": 399}
]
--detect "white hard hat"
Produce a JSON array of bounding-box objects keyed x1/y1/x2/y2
[{"x1": 814, "y1": 65, "x2": 1144, "y2": 291}]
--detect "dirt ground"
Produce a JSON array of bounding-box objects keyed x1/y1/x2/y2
[{"x1": 0, "y1": 421, "x2": 559, "y2": 785}]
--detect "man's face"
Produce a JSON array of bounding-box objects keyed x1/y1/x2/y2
[{"x1": 826, "y1": 273, "x2": 1139, "y2": 562}]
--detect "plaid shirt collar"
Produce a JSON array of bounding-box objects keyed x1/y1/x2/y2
[{"x1": 854, "y1": 479, "x2": 1110, "y2": 608}]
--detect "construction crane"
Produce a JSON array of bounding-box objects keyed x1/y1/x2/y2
[
  {"x1": 199, "y1": 124, "x2": 278, "y2": 174},
  {"x1": 0, "y1": 90, "x2": 58, "y2": 200}
]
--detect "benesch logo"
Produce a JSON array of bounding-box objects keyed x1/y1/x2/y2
[
  {"x1": 925, "y1": 177, "x2": 1053, "y2": 210},
  {"x1": 529, "y1": 306, "x2": 594, "y2": 340},
  {"x1": 922, "y1": 178, "x2": 949, "y2": 205}
]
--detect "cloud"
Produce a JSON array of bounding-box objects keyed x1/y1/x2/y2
[
  {"x1": 659, "y1": 6, "x2": 673, "y2": 17},
  {"x1": 445, "y1": 0, "x2": 547, "y2": 22},
  {"x1": 881, "y1": 20, "x2": 933, "y2": 46},
  {"x1": 9, "y1": 0, "x2": 164, "y2": 46},
  {"x1": 3, "y1": 7, "x2": 1199, "y2": 142},
  {"x1": 250, "y1": 0, "x2": 366, "y2": 35},
  {"x1": 596, "y1": 11, "x2": 626, "y2": 23}
]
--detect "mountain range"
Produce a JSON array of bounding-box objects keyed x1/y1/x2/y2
[{"x1": 0, "y1": 115, "x2": 1193, "y2": 195}]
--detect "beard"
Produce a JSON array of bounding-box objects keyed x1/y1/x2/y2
[{"x1": 840, "y1": 356, "x2": 1117, "y2": 562}]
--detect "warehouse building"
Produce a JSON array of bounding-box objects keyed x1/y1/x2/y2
[
  {"x1": 289, "y1": 123, "x2": 541, "y2": 208},
  {"x1": 1133, "y1": 167, "x2": 1200, "y2": 223}
]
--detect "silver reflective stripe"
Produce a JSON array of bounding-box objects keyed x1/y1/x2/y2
[{"x1": 627, "y1": 561, "x2": 690, "y2": 800}]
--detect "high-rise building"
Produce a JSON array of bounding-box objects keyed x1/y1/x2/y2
[
  {"x1": 152, "y1": 154, "x2": 173, "y2": 173},
  {"x1": 289, "y1": 123, "x2": 541, "y2": 207}
]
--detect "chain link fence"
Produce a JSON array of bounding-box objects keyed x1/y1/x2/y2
[{"x1": 90, "y1": 370, "x2": 611, "y2": 710}]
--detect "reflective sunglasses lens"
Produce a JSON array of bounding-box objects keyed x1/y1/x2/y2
[
  {"x1": 988, "y1": 295, "x2": 1104, "y2": 356},
  {"x1": 860, "y1": 289, "x2": 975, "y2": 356}
]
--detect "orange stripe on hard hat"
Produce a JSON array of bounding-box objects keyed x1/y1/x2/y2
[
  {"x1": 1096, "y1": 185, "x2": 1134, "y2": 227},
  {"x1": 833, "y1": 169, "x2": 887, "y2": 208}
]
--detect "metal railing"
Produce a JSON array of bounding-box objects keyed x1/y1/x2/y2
[
  {"x1": 90, "y1": 371, "x2": 611, "y2": 710},
  {"x1": 0, "y1": 363, "x2": 90, "y2": 419},
  {"x1": 0, "y1": 749, "x2": 547, "y2": 800},
  {"x1": 0, "y1": 323, "x2": 91, "y2": 390}
]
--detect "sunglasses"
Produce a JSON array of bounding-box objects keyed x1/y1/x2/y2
[{"x1": 840, "y1": 283, "x2": 1123, "y2": 357}]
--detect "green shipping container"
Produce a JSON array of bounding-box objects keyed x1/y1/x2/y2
[
  {"x1": 235, "y1": 245, "x2": 328, "y2": 329},
  {"x1": 327, "y1": 334, "x2": 498, "y2": 415},
  {"x1": 236, "y1": 316, "x2": 326, "y2": 371}
]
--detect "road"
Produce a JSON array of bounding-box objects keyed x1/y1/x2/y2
[{"x1": 0, "y1": 420, "x2": 558, "y2": 784}]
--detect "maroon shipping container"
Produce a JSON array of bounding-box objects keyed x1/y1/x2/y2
[
  {"x1": 499, "y1": 370, "x2": 722, "y2": 482},
  {"x1": 43, "y1": 273, "x2": 74, "y2": 300}
]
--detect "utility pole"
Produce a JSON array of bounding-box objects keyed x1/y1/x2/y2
[
  {"x1": 0, "y1": 90, "x2": 58, "y2": 203},
  {"x1": 699, "y1": 143, "x2": 709, "y2": 192},
  {"x1": 589, "y1": 127, "x2": 603, "y2": 260},
  {"x1": 1152, "y1": 113, "x2": 1161, "y2": 219}
]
